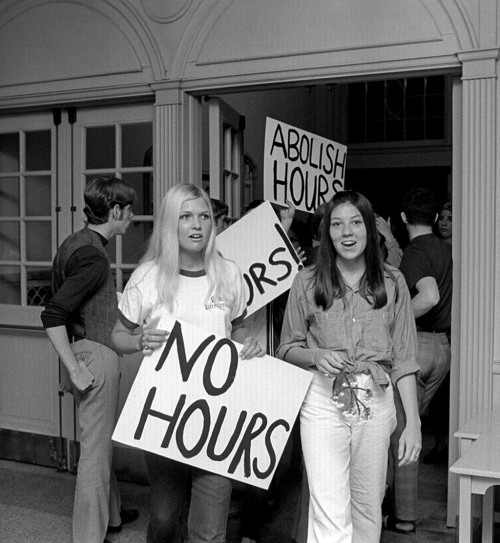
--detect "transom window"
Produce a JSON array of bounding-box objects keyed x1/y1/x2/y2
[{"x1": 347, "y1": 76, "x2": 446, "y2": 144}]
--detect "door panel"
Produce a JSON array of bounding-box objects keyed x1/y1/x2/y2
[
  {"x1": 0, "y1": 112, "x2": 56, "y2": 327},
  {"x1": 208, "y1": 98, "x2": 245, "y2": 218},
  {"x1": 0, "y1": 104, "x2": 154, "y2": 470}
]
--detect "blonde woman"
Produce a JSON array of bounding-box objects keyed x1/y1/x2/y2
[{"x1": 111, "y1": 183, "x2": 262, "y2": 543}]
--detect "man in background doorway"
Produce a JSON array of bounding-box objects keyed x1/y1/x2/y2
[
  {"x1": 385, "y1": 187, "x2": 452, "y2": 534},
  {"x1": 41, "y1": 176, "x2": 139, "y2": 543}
]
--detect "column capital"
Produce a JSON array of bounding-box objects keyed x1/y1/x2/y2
[
  {"x1": 457, "y1": 48, "x2": 500, "y2": 79},
  {"x1": 151, "y1": 82, "x2": 184, "y2": 106}
]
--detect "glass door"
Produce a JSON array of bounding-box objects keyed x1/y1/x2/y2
[
  {"x1": 0, "y1": 104, "x2": 154, "y2": 468},
  {"x1": 0, "y1": 112, "x2": 56, "y2": 327}
]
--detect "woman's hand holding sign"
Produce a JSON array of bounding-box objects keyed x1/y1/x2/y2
[
  {"x1": 110, "y1": 315, "x2": 168, "y2": 356},
  {"x1": 239, "y1": 335, "x2": 266, "y2": 359},
  {"x1": 140, "y1": 315, "x2": 169, "y2": 356}
]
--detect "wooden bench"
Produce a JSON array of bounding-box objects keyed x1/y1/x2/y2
[{"x1": 450, "y1": 409, "x2": 500, "y2": 543}]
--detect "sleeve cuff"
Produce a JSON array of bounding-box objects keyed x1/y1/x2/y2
[
  {"x1": 231, "y1": 308, "x2": 248, "y2": 330},
  {"x1": 118, "y1": 311, "x2": 140, "y2": 330}
]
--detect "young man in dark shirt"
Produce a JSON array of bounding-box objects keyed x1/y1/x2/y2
[
  {"x1": 385, "y1": 188, "x2": 452, "y2": 534},
  {"x1": 41, "y1": 176, "x2": 138, "y2": 543}
]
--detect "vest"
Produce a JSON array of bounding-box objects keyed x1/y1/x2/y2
[{"x1": 52, "y1": 227, "x2": 118, "y2": 351}]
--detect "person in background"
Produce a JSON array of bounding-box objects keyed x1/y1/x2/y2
[
  {"x1": 40, "y1": 176, "x2": 139, "y2": 543},
  {"x1": 210, "y1": 197, "x2": 230, "y2": 235},
  {"x1": 110, "y1": 183, "x2": 263, "y2": 543},
  {"x1": 424, "y1": 201, "x2": 453, "y2": 464},
  {"x1": 278, "y1": 190, "x2": 421, "y2": 543},
  {"x1": 376, "y1": 214, "x2": 403, "y2": 268},
  {"x1": 385, "y1": 189, "x2": 452, "y2": 534},
  {"x1": 437, "y1": 201, "x2": 452, "y2": 245}
]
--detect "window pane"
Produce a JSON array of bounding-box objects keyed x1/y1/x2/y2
[
  {"x1": 426, "y1": 95, "x2": 445, "y2": 118},
  {"x1": 368, "y1": 81, "x2": 384, "y2": 99},
  {"x1": 26, "y1": 222, "x2": 51, "y2": 261},
  {"x1": 86, "y1": 126, "x2": 115, "y2": 169},
  {"x1": 347, "y1": 76, "x2": 446, "y2": 144},
  {"x1": 366, "y1": 121, "x2": 384, "y2": 143},
  {"x1": 27, "y1": 266, "x2": 52, "y2": 306},
  {"x1": 366, "y1": 99, "x2": 383, "y2": 121},
  {"x1": 386, "y1": 119, "x2": 404, "y2": 141},
  {"x1": 0, "y1": 133, "x2": 19, "y2": 173},
  {"x1": 0, "y1": 177, "x2": 20, "y2": 216},
  {"x1": 26, "y1": 130, "x2": 51, "y2": 171},
  {"x1": 0, "y1": 265, "x2": 20, "y2": 304},
  {"x1": 122, "y1": 123, "x2": 153, "y2": 168},
  {"x1": 406, "y1": 119, "x2": 424, "y2": 141},
  {"x1": 122, "y1": 220, "x2": 152, "y2": 264},
  {"x1": 426, "y1": 76, "x2": 445, "y2": 95},
  {"x1": 26, "y1": 175, "x2": 51, "y2": 216},
  {"x1": 348, "y1": 122, "x2": 365, "y2": 144},
  {"x1": 426, "y1": 118, "x2": 445, "y2": 140},
  {"x1": 122, "y1": 172, "x2": 153, "y2": 216},
  {"x1": 349, "y1": 82, "x2": 365, "y2": 100},
  {"x1": 0, "y1": 221, "x2": 20, "y2": 260},
  {"x1": 406, "y1": 96, "x2": 424, "y2": 119}
]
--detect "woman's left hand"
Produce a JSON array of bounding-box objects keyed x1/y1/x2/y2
[
  {"x1": 239, "y1": 336, "x2": 266, "y2": 359},
  {"x1": 398, "y1": 423, "x2": 422, "y2": 467}
]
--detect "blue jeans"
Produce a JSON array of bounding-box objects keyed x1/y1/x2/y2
[{"x1": 145, "y1": 453, "x2": 232, "y2": 543}]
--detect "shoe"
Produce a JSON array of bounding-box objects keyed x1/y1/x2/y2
[
  {"x1": 423, "y1": 445, "x2": 448, "y2": 465},
  {"x1": 382, "y1": 514, "x2": 416, "y2": 534},
  {"x1": 107, "y1": 507, "x2": 139, "y2": 533}
]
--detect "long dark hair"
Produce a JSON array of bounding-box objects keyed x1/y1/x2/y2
[{"x1": 313, "y1": 191, "x2": 387, "y2": 310}]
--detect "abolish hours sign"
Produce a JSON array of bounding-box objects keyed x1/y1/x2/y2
[
  {"x1": 112, "y1": 318, "x2": 312, "y2": 489},
  {"x1": 263, "y1": 117, "x2": 347, "y2": 213},
  {"x1": 217, "y1": 200, "x2": 302, "y2": 317}
]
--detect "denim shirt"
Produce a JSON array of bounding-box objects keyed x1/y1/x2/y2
[{"x1": 277, "y1": 265, "x2": 419, "y2": 385}]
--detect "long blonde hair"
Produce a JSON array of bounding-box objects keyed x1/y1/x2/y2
[{"x1": 141, "y1": 183, "x2": 237, "y2": 311}]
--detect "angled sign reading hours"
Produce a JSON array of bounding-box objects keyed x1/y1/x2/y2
[
  {"x1": 263, "y1": 117, "x2": 347, "y2": 213},
  {"x1": 216, "y1": 201, "x2": 302, "y2": 317},
  {"x1": 112, "y1": 318, "x2": 312, "y2": 489}
]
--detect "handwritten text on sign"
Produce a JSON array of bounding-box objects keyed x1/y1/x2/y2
[
  {"x1": 113, "y1": 319, "x2": 312, "y2": 489},
  {"x1": 263, "y1": 117, "x2": 347, "y2": 213},
  {"x1": 217, "y1": 201, "x2": 302, "y2": 317}
]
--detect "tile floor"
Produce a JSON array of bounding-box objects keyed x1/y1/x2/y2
[{"x1": 0, "y1": 426, "x2": 457, "y2": 543}]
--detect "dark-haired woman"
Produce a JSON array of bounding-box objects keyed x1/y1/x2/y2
[{"x1": 277, "y1": 191, "x2": 421, "y2": 543}]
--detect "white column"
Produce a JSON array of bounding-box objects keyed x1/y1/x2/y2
[
  {"x1": 153, "y1": 86, "x2": 202, "y2": 199},
  {"x1": 457, "y1": 48, "x2": 499, "y2": 424}
]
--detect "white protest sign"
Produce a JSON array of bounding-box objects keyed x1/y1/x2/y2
[
  {"x1": 113, "y1": 318, "x2": 312, "y2": 489},
  {"x1": 217, "y1": 201, "x2": 302, "y2": 317},
  {"x1": 263, "y1": 117, "x2": 347, "y2": 213}
]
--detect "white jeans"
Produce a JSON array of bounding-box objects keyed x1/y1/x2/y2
[{"x1": 301, "y1": 371, "x2": 396, "y2": 543}]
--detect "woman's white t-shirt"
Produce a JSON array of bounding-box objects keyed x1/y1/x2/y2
[{"x1": 118, "y1": 260, "x2": 247, "y2": 339}]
